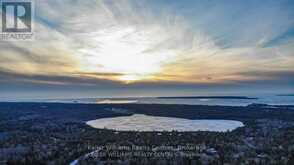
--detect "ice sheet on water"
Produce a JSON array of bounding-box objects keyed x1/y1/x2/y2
[{"x1": 86, "y1": 114, "x2": 244, "y2": 132}]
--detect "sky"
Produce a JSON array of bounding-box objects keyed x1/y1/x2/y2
[{"x1": 0, "y1": 0, "x2": 294, "y2": 99}]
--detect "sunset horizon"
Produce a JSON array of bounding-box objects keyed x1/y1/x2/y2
[{"x1": 0, "y1": 0, "x2": 293, "y2": 99}]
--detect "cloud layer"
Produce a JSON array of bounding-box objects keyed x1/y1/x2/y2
[{"x1": 0, "y1": 0, "x2": 293, "y2": 98}]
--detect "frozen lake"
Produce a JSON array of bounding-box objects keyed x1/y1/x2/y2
[{"x1": 86, "y1": 114, "x2": 244, "y2": 132}]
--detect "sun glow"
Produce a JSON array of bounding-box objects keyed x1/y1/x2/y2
[
  {"x1": 76, "y1": 26, "x2": 177, "y2": 82},
  {"x1": 118, "y1": 75, "x2": 144, "y2": 82}
]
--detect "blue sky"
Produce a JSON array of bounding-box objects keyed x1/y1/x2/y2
[
  {"x1": 0, "y1": 0, "x2": 293, "y2": 99},
  {"x1": 151, "y1": 0, "x2": 294, "y2": 47}
]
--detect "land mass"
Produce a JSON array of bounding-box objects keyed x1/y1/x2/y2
[
  {"x1": 277, "y1": 94, "x2": 294, "y2": 96},
  {"x1": 0, "y1": 102, "x2": 294, "y2": 165},
  {"x1": 157, "y1": 96, "x2": 258, "y2": 99}
]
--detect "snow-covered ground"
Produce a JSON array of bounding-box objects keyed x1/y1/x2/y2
[{"x1": 86, "y1": 114, "x2": 244, "y2": 132}]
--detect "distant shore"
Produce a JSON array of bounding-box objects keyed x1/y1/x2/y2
[
  {"x1": 277, "y1": 94, "x2": 294, "y2": 96},
  {"x1": 157, "y1": 96, "x2": 258, "y2": 99}
]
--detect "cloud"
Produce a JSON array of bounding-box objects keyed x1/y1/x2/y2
[
  {"x1": 0, "y1": 69, "x2": 127, "y2": 92},
  {"x1": 0, "y1": 0, "x2": 293, "y2": 98}
]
